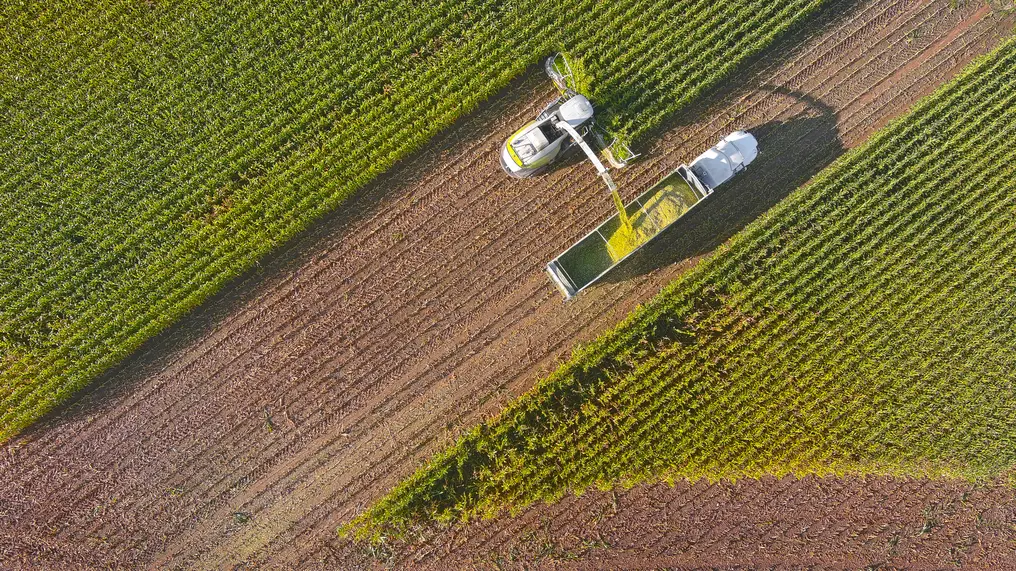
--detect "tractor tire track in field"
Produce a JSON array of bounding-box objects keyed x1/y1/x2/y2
[{"x1": 1, "y1": 1, "x2": 1013, "y2": 569}]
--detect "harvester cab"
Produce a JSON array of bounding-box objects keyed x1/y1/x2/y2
[{"x1": 500, "y1": 54, "x2": 633, "y2": 193}]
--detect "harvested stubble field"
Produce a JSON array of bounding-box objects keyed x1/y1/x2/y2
[
  {"x1": 354, "y1": 26, "x2": 1016, "y2": 544},
  {"x1": 398, "y1": 476, "x2": 1016, "y2": 569},
  {"x1": 2, "y1": 0, "x2": 1015, "y2": 569}
]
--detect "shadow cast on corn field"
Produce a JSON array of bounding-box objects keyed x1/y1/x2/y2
[{"x1": 599, "y1": 87, "x2": 846, "y2": 286}]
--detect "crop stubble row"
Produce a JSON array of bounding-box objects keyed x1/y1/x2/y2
[{"x1": 401, "y1": 476, "x2": 1016, "y2": 569}]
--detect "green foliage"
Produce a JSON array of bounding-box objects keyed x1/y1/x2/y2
[
  {"x1": 559, "y1": 52, "x2": 597, "y2": 101},
  {"x1": 346, "y1": 36, "x2": 1016, "y2": 540},
  {"x1": 0, "y1": 0, "x2": 824, "y2": 439}
]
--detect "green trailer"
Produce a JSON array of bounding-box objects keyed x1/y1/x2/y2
[{"x1": 546, "y1": 131, "x2": 758, "y2": 299}]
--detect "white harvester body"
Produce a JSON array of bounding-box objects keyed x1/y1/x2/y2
[
  {"x1": 499, "y1": 93, "x2": 599, "y2": 179},
  {"x1": 557, "y1": 95, "x2": 595, "y2": 127}
]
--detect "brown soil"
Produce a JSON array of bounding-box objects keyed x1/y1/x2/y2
[
  {"x1": 1, "y1": 2, "x2": 1013, "y2": 570},
  {"x1": 393, "y1": 477, "x2": 1016, "y2": 570}
]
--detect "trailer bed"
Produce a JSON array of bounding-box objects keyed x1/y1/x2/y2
[{"x1": 547, "y1": 166, "x2": 708, "y2": 298}]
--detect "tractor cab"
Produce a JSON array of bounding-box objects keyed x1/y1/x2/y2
[{"x1": 688, "y1": 130, "x2": 758, "y2": 189}]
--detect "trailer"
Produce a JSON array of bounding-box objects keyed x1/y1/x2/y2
[{"x1": 546, "y1": 131, "x2": 758, "y2": 299}]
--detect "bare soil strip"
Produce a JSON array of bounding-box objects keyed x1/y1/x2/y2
[
  {"x1": 391, "y1": 477, "x2": 1016, "y2": 570},
  {"x1": 1, "y1": 2, "x2": 1013, "y2": 569}
]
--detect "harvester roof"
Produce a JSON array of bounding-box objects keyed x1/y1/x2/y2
[{"x1": 510, "y1": 124, "x2": 551, "y2": 163}]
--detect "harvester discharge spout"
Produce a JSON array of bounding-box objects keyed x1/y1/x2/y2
[{"x1": 554, "y1": 119, "x2": 633, "y2": 232}]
